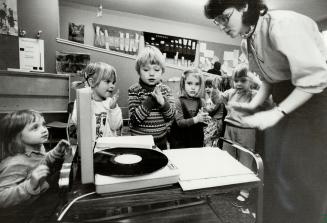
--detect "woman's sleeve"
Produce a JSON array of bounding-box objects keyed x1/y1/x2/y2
[{"x1": 270, "y1": 15, "x2": 327, "y2": 93}]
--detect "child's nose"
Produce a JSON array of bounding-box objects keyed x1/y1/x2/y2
[{"x1": 43, "y1": 126, "x2": 49, "y2": 133}]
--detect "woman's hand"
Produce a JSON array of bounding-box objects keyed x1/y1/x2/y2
[
  {"x1": 109, "y1": 89, "x2": 119, "y2": 109},
  {"x1": 151, "y1": 84, "x2": 165, "y2": 107},
  {"x1": 30, "y1": 165, "x2": 49, "y2": 190},
  {"x1": 241, "y1": 108, "x2": 285, "y2": 130}
]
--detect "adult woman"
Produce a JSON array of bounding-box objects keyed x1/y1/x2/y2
[{"x1": 204, "y1": 1, "x2": 327, "y2": 223}]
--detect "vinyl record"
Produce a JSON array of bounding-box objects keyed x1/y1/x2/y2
[{"x1": 94, "y1": 147, "x2": 168, "y2": 177}]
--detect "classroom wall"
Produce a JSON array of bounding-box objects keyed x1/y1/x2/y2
[
  {"x1": 59, "y1": 1, "x2": 241, "y2": 47},
  {"x1": 18, "y1": 0, "x2": 59, "y2": 73},
  {"x1": 56, "y1": 41, "x2": 184, "y2": 108},
  {"x1": 0, "y1": 0, "x2": 60, "y2": 73}
]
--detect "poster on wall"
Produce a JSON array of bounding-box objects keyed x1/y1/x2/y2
[
  {"x1": 68, "y1": 22, "x2": 85, "y2": 44},
  {"x1": 19, "y1": 38, "x2": 44, "y2": 72},
  {"x1": 56, "y1": 51, "x2": 90, "y2": 74},
  {"x1": 0, "y1": 0, "x2": 18, "y2": 36}
]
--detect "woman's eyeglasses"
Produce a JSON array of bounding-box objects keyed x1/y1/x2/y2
[{"x1": 213, "y1": 8, "x2": 235, "y2": 28}]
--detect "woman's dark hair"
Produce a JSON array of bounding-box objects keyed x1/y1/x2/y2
[{"x1": 204, "y1": 0, "x2": 268, "y2": 26}]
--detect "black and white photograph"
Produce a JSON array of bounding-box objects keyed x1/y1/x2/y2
[
  {"x1": 68, "y1": 22, "x2": 84, "y2": 43},
  {"x1": 0, "y1": 0, "x2": 327, "y2": 223},
  {"x1": 0, "y1": 0, "x2": 18, "y2": 36}
]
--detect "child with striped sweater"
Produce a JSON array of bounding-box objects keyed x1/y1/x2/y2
[{"x1": 128, "y1": 46, "x2": 175, "y2": 150}]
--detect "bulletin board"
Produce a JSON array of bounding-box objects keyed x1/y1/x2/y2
[{"x1": 198, "y1": 40, "x2": 240, "y2": 72}]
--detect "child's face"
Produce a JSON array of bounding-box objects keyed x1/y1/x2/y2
[
  {"x1": 185, "y1": 74, "x2": 201, "y2": 98},
  {"x1": 20, "y1": 116, "x2": 48, "y2": 147},
  {"x1": 93, "y1": 80, "x2": 116, "y2": 100},
  {"x1": 139, "y1": 63, "x2": 163, "y2": 86},
  {"x1": 233, "y1": 77, "x2": 250, "y2": 91},
  {"x1": 205, "y1": 85, "x2": 213, "y2": 94}
]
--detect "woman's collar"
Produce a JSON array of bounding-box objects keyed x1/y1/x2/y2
[{"x1": 241, "y1": 13, "x2": 265, "y2": 40}]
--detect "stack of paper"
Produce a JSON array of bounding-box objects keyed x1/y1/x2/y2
[{"x1": 163, "y1": 148, "x2": 259, "y2": 191}]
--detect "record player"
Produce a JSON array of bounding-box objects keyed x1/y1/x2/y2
[{"x1": 76, "y1": 88, "x2": 179, "y2": 194}]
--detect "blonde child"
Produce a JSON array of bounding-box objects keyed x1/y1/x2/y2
[
  {"x1": 203, "y1": 78, "x2": 225, "y2": 147},
  {"x1": 221, "y1": 65, "x2": 267, "y2": 206},
  {"x1": 71, "y1": 62, "x2": 123, "y2": 139},
  {"x1": 0, "y1": 110, "x2": 69, "y2": 221},
  {"x1": 128, "y1": 46, "x2": 175, "y2": 150},
  {"x1": 169, "y1": 69, "x2": 211, "y2": 149}
]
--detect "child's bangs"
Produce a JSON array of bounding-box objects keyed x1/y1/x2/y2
[
  {"x1": 103, "y1": 69, "x2": 117, "y2": 83},
  {"x1": 17, "y1": 110, "x2": 43, "y2": 126},
  {"x1": 141, "y1": 54, "x2": 163, "y2": 67}
]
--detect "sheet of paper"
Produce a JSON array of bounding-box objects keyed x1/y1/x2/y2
[
  {"x1": 199, "y1": 42, "x2": 207, "y2": 53},
  {"x1": 19, "y1": 38, "x2": 44, "y2": 72}
]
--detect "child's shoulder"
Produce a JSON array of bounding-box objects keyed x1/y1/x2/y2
[
  {"x1": 0, "y1": 154, "x2": 28, "y2": 169},
  {"x1": 128, "y1": 83, "x2": 142, "y2": 92}
]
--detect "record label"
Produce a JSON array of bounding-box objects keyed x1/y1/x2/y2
[{"x1": 94, "y1": 147, "x2": 168, "y2": 177}]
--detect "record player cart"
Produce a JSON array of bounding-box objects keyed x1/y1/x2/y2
[{"x1": 58, "y1": 141, "x2": 263, "y2": 223}]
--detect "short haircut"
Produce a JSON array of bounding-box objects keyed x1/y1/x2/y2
[
  {"x1": 83, "y1": 62, "x2": 117, "y2": 87},
  {"x1": 213, "y1": 61, "x2": 221, "y2": 70},
  {"x1": 135, "y1": 45, "x2": 165, "y2": 75},
  {"x1": 0, "y1": 110, "x2": 44, "y2": 158},
  {"x1": 203, "y1": 0, "x2": 268, "y2": 26},
  {"x1": 179, "y1": 68, "x2": 204, "y2": 98}
]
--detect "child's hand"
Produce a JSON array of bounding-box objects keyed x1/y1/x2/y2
[
  {"x1": 54, "y1": 139, "x2": 70, "y2": 155},
  {"x1": 30, "y1": 165, "x2": 49, "y2": 190},
  {"x1": 194, "y1": 108, "x2": 211, "y2": 124},
  {"x1": 110, "y1": 89, "x2": 119, "y2": 109},
  {"x1": 151, "y1": 84, "x2": 165, "y2": 107}
]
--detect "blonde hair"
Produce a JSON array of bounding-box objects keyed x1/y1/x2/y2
[
  {"x1": 135, "y1": 45, "x2": 165, "y2": 75},
  {"x1": 179, "y1": 69, "x2": 204, "y2": 98},
  {"x1": 0, "y1": 110, "x2": 44, "y2": 159},
  {"x1": 83, "y1": 62, "x2": 117, "y2": 87}
]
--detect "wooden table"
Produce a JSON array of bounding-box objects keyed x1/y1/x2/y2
[{"x1": 57, "y1": 141, "x2": 263, "y2": 222}]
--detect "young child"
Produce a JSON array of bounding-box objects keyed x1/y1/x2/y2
[
  {"x1": 220, "y1": 65, "x2": 263, "y2": 206},
  {"x1": 203, "y1": 78, "x2": 225, "y2": 147},
  {"x1": 71, "y1": 62, "x2": 123, "y2": 139},
  {"x1": 0, "y1": 110, "x2": 69, "y2": 220},
  {"x1": 169, "y1": 69, "x2": 211, "y2": 149},
  {"x1": 128, "y1": 46, "x2": 175, "y2": 150}
]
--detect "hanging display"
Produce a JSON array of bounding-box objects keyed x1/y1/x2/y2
[
  {"x1": 143, "y1": 32, "x2": 198, "y2": 63},
  {"x1": 93, "y1": 23, "x2": 141, "y2": 56}
]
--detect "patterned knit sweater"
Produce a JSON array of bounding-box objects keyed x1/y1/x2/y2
[{"x1": 128, "y1": 80, "x2": 175, "y2": 139}]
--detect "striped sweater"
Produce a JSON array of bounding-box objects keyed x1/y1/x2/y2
[{"x1": 128, "y1": 81, "x2": 175, "y2": 139}]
